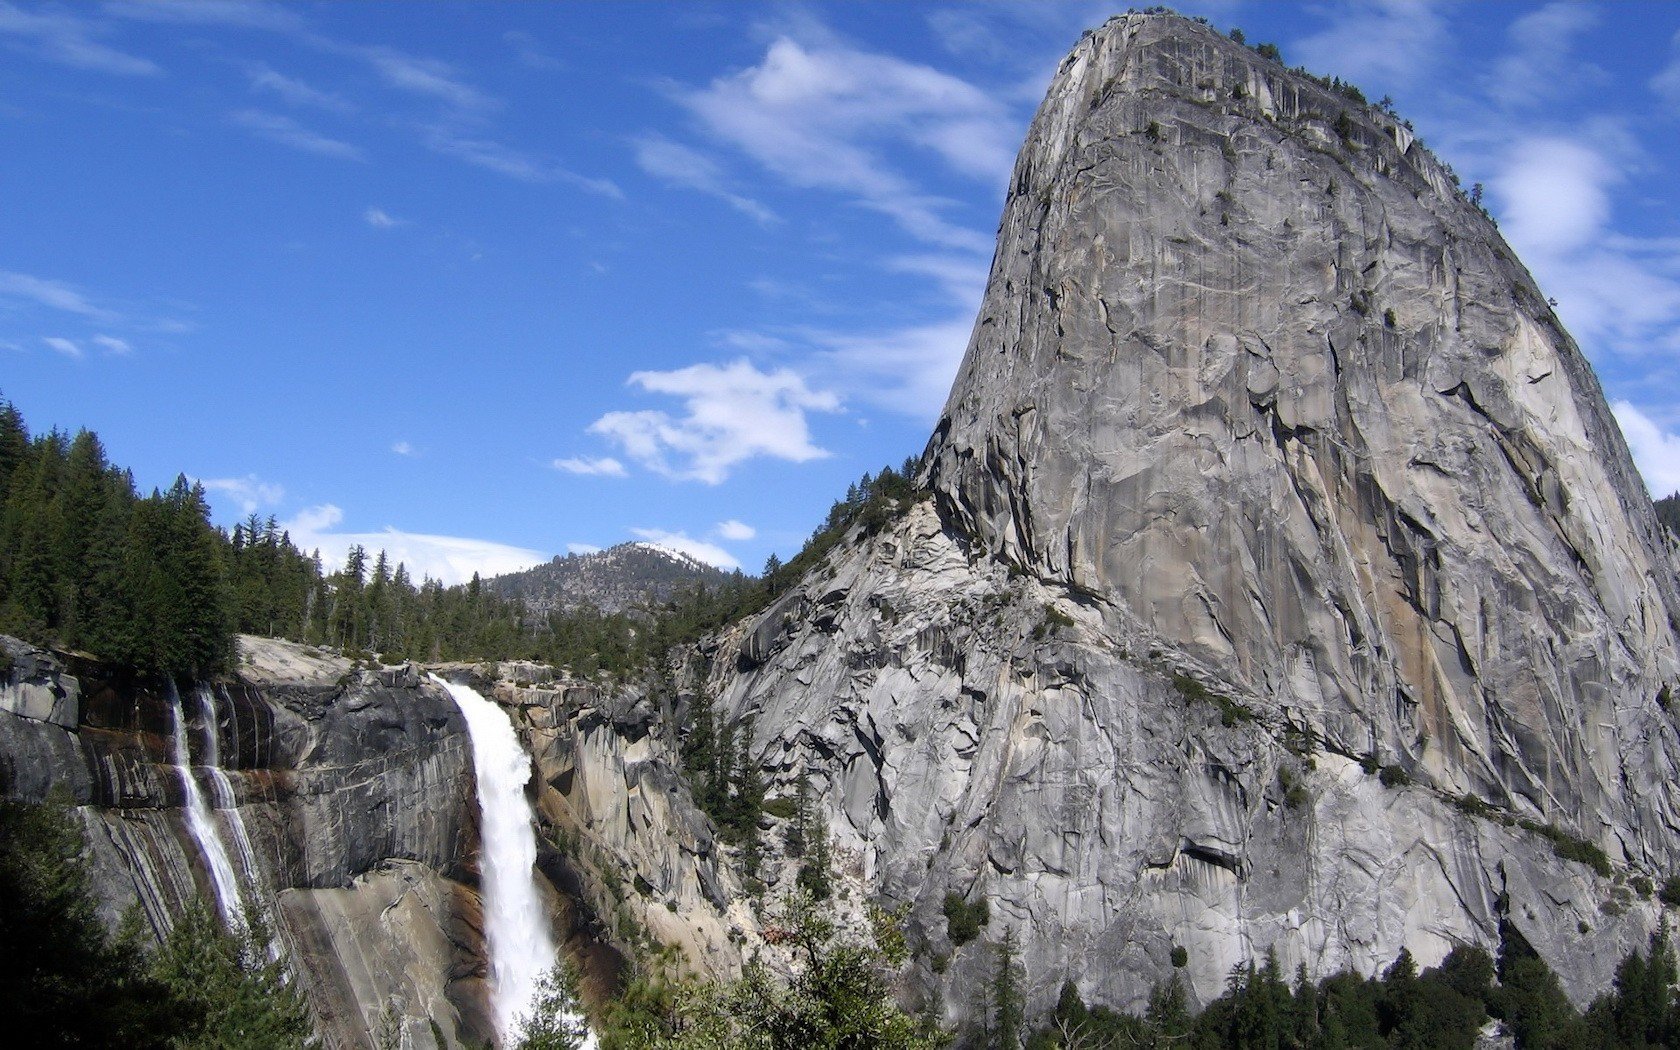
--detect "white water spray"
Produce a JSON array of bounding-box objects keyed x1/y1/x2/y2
[
  {"x1": 435, "y1": 676, "x2": 590, "y2": 1046},
  {"x1": 166, "y1": 680, "x2": 244, "y2": 928}
]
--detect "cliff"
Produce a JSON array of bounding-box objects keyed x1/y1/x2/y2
[{"x1": 697, "y1": 11, "x2": 1680, "y2": 1019}]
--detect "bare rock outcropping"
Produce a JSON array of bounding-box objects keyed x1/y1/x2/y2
[
  {"x1": 0, "y1": 636, "x2": 486, "y2": 1049},
  {"x1": 700, "y1": 12, "x2": 1680, "y2": 1020}
]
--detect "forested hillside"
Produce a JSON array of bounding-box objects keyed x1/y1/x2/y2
[{"x1": 0, "y1": 395, "x2": 925, "y2": 681}]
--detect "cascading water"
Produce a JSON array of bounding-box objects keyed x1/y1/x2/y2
[
  {"x1": 434, "y1": 676, "x2": 591, "y2": 1046},
  {"x1": 166, "y1": 680, "x2": 245, "y2": 928},
  {"x1": 192, "y1": 686, "x2": 264, "y2": 889}
]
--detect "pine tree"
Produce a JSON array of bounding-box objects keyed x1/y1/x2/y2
[
  {"x1": 991, "y1": 926, "x2": 1024, "y2": 1050},
  {"x1": 515, "y1": 963, "x2": 588, "y2": 1049}
]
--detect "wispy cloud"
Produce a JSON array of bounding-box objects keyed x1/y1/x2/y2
[
  {"x1": 1653, "y1": 30, "x2": 1680, "y2": 109},
  {"x1": 422, "y1": 127, "x2": 622, "y2": 196},
  {"x1": 247, "y1": 62, "x2": 352, "y2": 112},
  {"x1": 42, "y1": 336, "x2": 83, "y2": 359},
  {"x1": 1613, "y1": 401, "x2": 1680, "y2": 496},
  {"x1": 553, "y1": 455, "x2": 627, "y2": 477},
  {"x1": 231, "y1": 109, "x2": 365, "y2": 161},
  {"x1": 92, "y1": 334, "x2": 132, "y2": 355},
  {"x1": 629, "y1": 527, "x2": 740, "y2": 570},
  {"x1": 589, "y1": 359, "x2": 840, "y2": 484},
  {"x1": 106, "y1": 1, "x2": 303, "y2": 33},
  {"x1": 1492, "y1": 136, "x2": 1680, "y2": 357},
  {"x1": 0, "y1": 270, "x2": 118, "y2": 321},
  {"x1": 283, "y1": 503, "x2": 545, "y2": 586},
  {"x1": 804, "y1": 315, "x2": 973, "y2": 420},
  {"x1": 715, "y1": 519, "x2": 756, "y2": 541},
  {"x1": 676, "y1": 29, "x2": 1014, "y2": 251},
  {"x1": 1291, "y1": 0, "x2": 1447, "y2": 88},
  {"x1": 358, "y1": 45, "x2": 493, "y2": 111},
  {"x1": 633, "y1": 135, "x2": 777, "y2": 224},
  {"x1": 1486, "y1": 2, "x2": 1602, "y2": 110},
  {"x1": 504, "y1": 29, "x2": 561, "y2": 71},
  {"x1": 0, "y1": 1, "x2": 160, "y2": 76},
  {"x1": 391, "y1": 440, "x2": 416, "y2": 456},
  {"x1": 201, "y1": 474, "x2": 284, "y2": 515},
  {"x1": 364, "y1": 206, "x2": 402, "y2": 228}
]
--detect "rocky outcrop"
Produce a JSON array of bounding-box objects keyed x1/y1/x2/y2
[
  {"x1": 0, "y1": 636, "x2": 487, "y2": 1049},
  {"x1": 490, "y1": 675, "x2": 760, "y2": 990},
  {"x1": 696, "y1": 11, "x2": 1680, "y2": 1023}
]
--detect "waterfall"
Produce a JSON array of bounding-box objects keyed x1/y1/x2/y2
[
  {"x1": 165, "y1": 680, "x2": 245, "y2": 928},
  {"x1": 192, "y1": 686, "x2": 264, "y2": 890},
  {"x1": 435, "y1": 676, "x2": 591, "y2": 1047}
]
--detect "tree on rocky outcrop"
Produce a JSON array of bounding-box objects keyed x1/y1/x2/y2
[
  {"x1": 0, "y1": 795, "x2": 178, "y2": 1048},
  {"x1": 990, "y1": 927, "x2": 1024, "y2": 1050},
  {"x1": 150, "y1": 900, "x2": 312, "y2": 1050},
  {"x1": 797, "y1": 802, "x2": 833, "y2": 902}
]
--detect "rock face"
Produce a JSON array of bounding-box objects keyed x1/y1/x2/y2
[
  {"x1": 0, "y1": 636, "x2": 487, "y2": 1049},
  {"x1": 492, "y1": 676, "x2": 760, "y2": 990},
  {"x1": 700, "y1": 11, "x2": 1680, "y2": 1022}
]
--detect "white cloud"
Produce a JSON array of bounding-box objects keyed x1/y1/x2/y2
[
  {"x1": 364, "y1": 207, "x2": 402, "y2": 228},
  {"x1": 422, "y1": 126, "x2": 622, "y2": 196},
  {"x1": 92, "y1": 334, "x2": 131, "y2": 354},
  {"x1": 1496, "y1": 137, "x2": 1615, "y2": 257},
  {"x1": 1291, "y1": 0, "x2": 1447, "y2": 87},
  {"x1": 201, "y1": 474, "x2": 284, "y2": 515},
  {"x1": 588, "y1": 358, "x2": 840, "y2": 484},
  {"x1": 553, "y1": 455, "x2": 627, "y2": 477},
  {"x1": 1491, "y1": 137, "x2": 1680, "y2": 357},
  {"x1": 1487, "y1": 3, "x2": 1601, "y2": 109},
  {"x1": 1613, "y1": 401, "x2": 1680, "y2": 496},
  {"x1": 678, "y1": 31, "x2": 1013, "y2": 250},
  {"x1": 715, "y1": 519, "x2": 756, "y2": 541},
  {"x1": 0, "y1": 2, "x2": 160, "y2": 76},
  {"x1": 633, "y1": 135, "x2": 777, "y2": 224},
  {"x1": 0, "y1": 270, "x2": 116, "y2": 321},
  {"x1": 282, "y1": 504, "x2": 546, "y2": 586},
  {"x1": 886, "y1": 253, "x2": 990, "y2": 307},
  {"x1": 42, "y1": 336, "x2": 82, "y2": 359},
  {"x1": 805, "y1": 314, "x2": 974, "y2": 419},
  {"x1": 566, "y1": 542, "x2": 602, "y2": 556},
  {"x1": 231, "y1": 109, "x2": 365, "y2": 161},
  {"x1": 1654, "y1": 31, "x2": 1680, "y2": 109},
  {"x1": 358, "y1": 45, "x2": 492, "y2": 111},
  {"x1": 391, "y1": 440, "x2": 415, "y2": 456},
  {"x1": 247, "y1": 63, "x2": 352, "y2": 112},
  {"x1": 629, "y1": 528, "x2": 740, "y2": 570}
]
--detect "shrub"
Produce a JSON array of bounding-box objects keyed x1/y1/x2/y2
[
  {"x1": 1171, "y1": 945, "x2": 1188, "y2": 968},
  {"x1": 1660, "y1": 876, "x2": 1680, "y2": 908},
  {"x1": 1379, "y1": 764, "x2": 1411, "y2": 788},
  {"x1": 943, "y1": 892, "x2": 990, "y2": 946},
  {"x1": 763, "y1": 797, "x2": 798, "y2": 821},
  {"x1": 1449, "y1": 792, "x2": 1494, "y2": 820},
  {"x1": 1518, "y1": 820, "x2": 1612, "y2": 878}
]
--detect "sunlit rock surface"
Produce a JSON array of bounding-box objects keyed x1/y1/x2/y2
[{"x1": 700, "y1": 11, "x2": 1680, "y2": 1019}]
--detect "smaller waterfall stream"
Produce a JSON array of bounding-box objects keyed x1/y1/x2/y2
[
  {"x1": 166, "y1": 681, "x2": 245, "y2": 928},
  {"x1": 435, "y1": 676, "x2": 592, "y2": 1046}
]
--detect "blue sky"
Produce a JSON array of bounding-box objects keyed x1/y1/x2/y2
[{"x1": 4, "y1": 1, "x2": 1680, "y2": 584}]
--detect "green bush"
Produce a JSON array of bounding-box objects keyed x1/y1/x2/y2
[
  {"x1": 1379, "y1": 764, "x2": 1411, "y2": 788},
  {"x1": 1171, "y1": 945, "x2": 1188, "y2": 968},
  {"x1": 1660, "y1": 875, "x2": 1680, "y2": 908},
  {"x1": 943, "y1": 892, "x2": 990, "y2": 946},
  {"x1": 763, "y1": 797, "x2": 798, "y2": 820},
  {"x1": 1518, "y1": 820, "x2": 1612, "y2": 878}
]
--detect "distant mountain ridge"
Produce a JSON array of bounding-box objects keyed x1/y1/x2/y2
[{"x1": 486, "y1": 541, "x2": 736, "y2": 616}]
